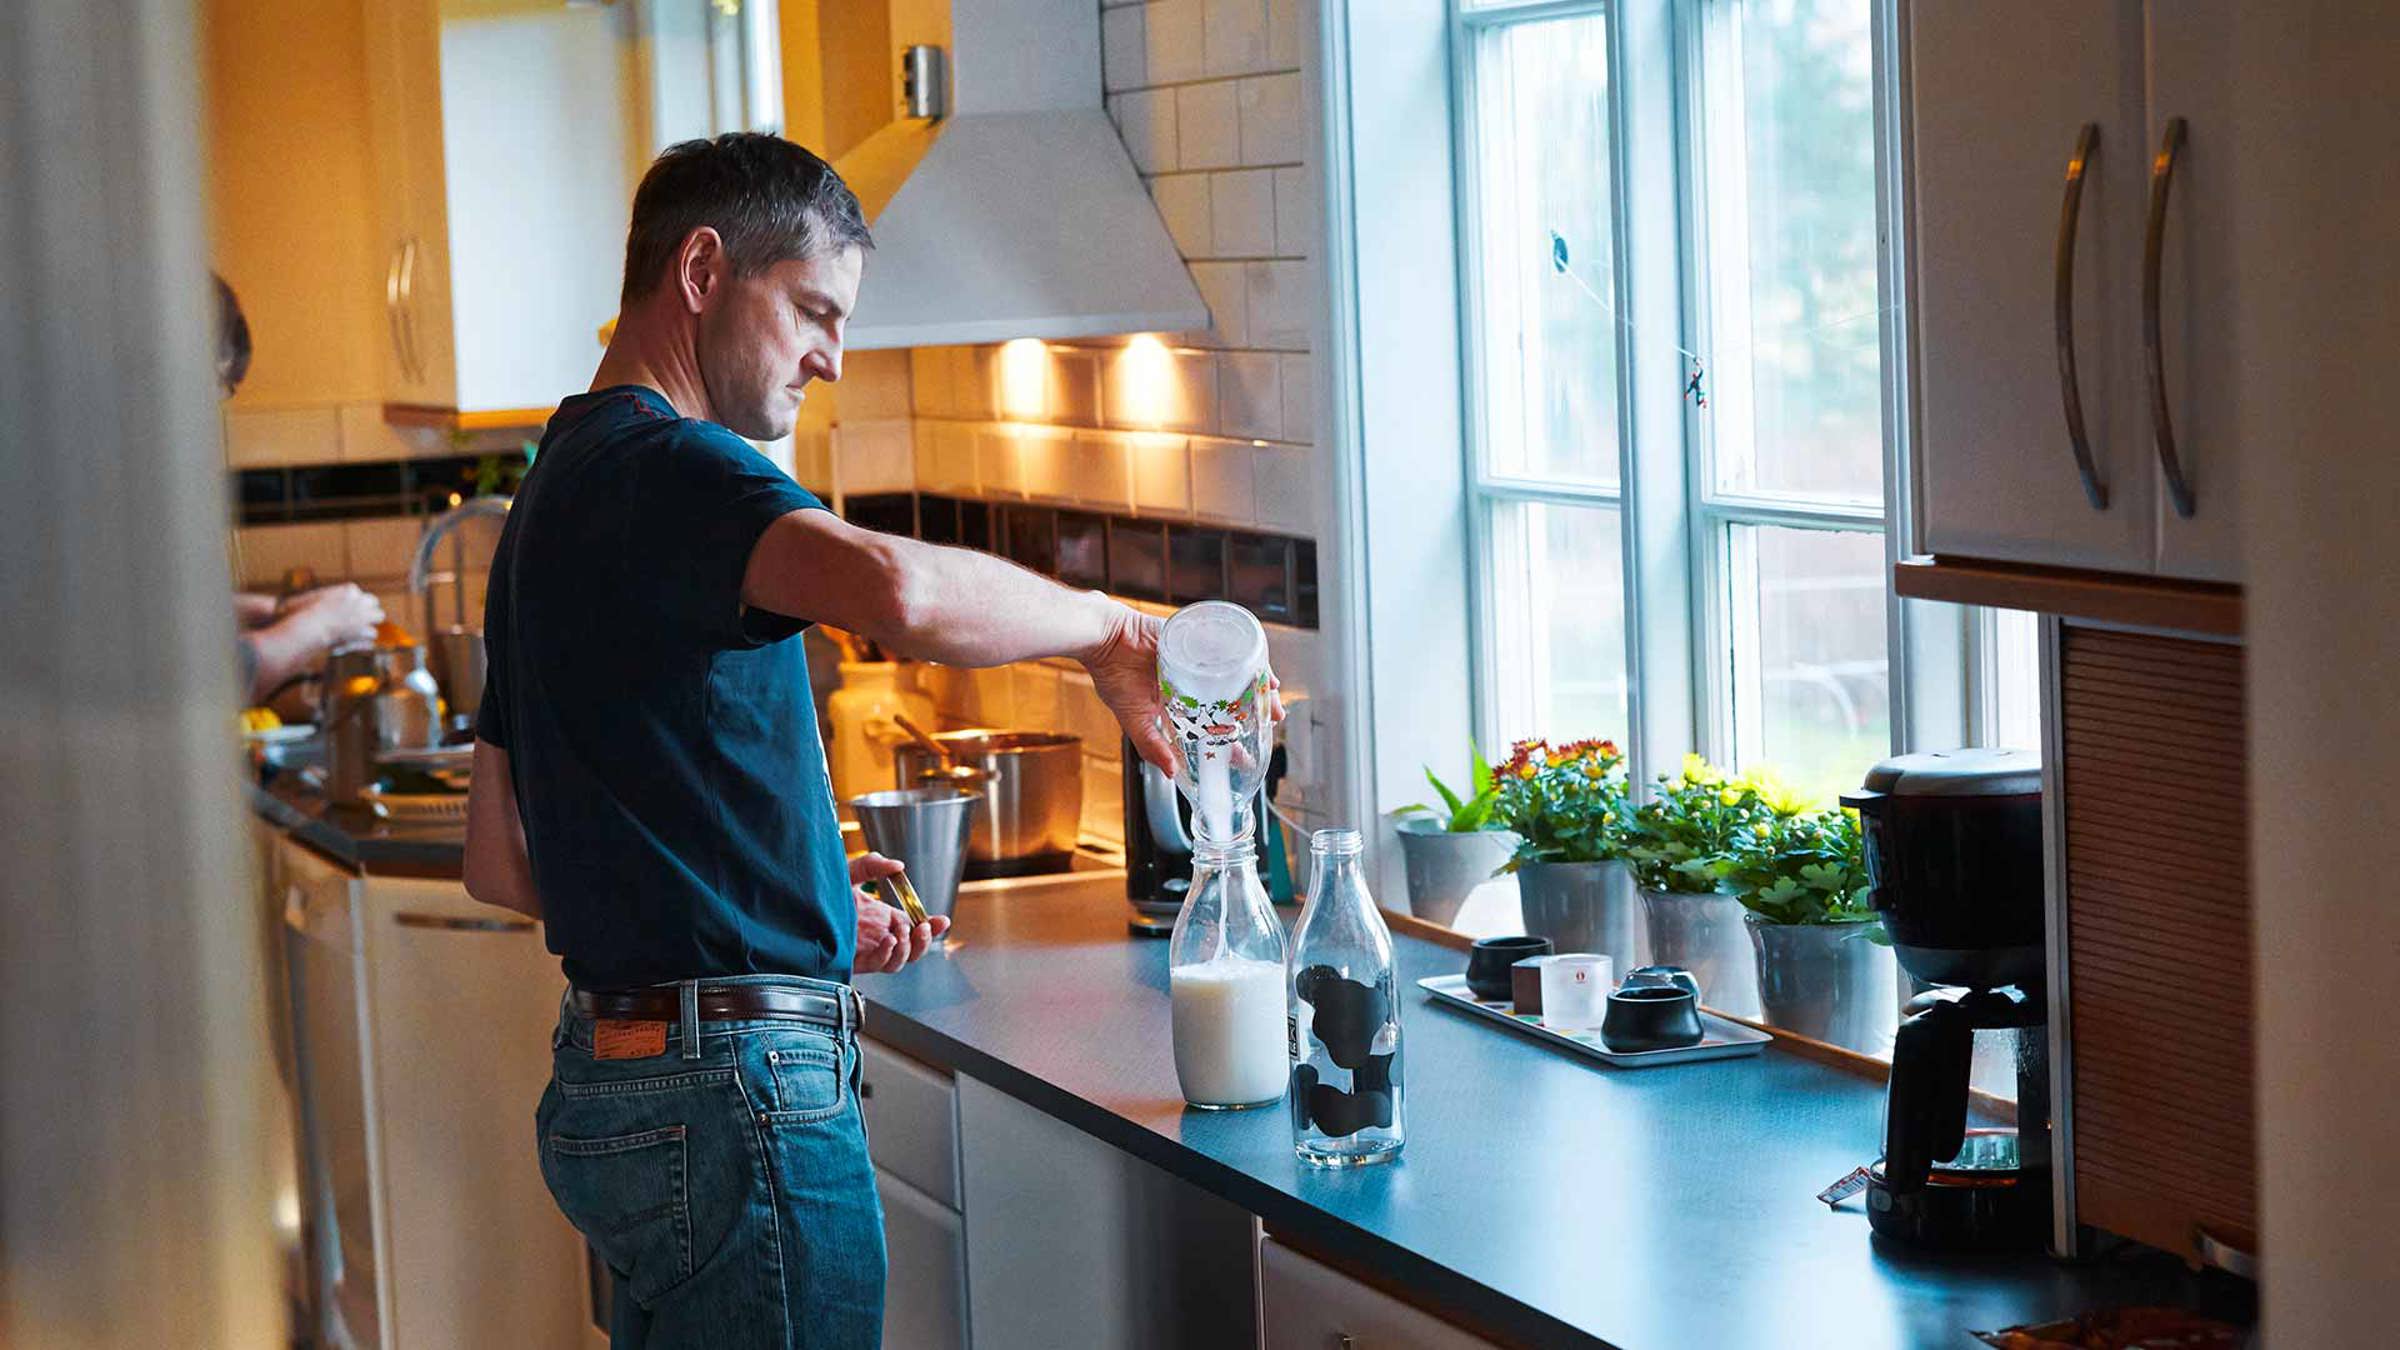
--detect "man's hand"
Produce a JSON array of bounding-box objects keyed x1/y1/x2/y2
[
  {"x1": 850, "y1": 852, "x2": 948, "y2": 974},
  {"x1": 288, "y1": 583, "x2": 383, "y2": 652},
  {"x1": 1081, "y1": 605, "x2": 1177, "y2": 775},
  {"x1": 1081, "y1": 603, "x2": 1288, "y2": 779}
]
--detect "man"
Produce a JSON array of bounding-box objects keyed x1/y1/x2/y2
[
  {"x1": 462, "y1": 134, "x2": 1186, "y2": 1347},
  {"x1": 215, "y1": 273, "x2": 384, "y2": 710}
]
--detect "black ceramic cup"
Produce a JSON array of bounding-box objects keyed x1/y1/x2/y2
[
  {"x1": 1619, "y1": 964, "x2": 1703, "y2": 1001},
  {"x1": 1600, "y1": 985, "x2": 1705, "y2": 1053},
  {"x1": 1465, "y1": 935, "x2": 1553, "y2": 1002}
]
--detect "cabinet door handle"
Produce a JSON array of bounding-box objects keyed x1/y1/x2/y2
[
  {"x1": 394, "y1": 911, "x2": 535, "y2": 934},
  {"x1": 2053, "y1": 122, "x2": 2108, "y2": 511},
  {"x1": 2142, "y1": 116, "x2": 2197, "y2": 518},
  {"x1": 396, "y1": 235, "x2": 424, "y2": 385},
  {"x1": 385, "y1": 241, "x2": 410, "y2": 378}
]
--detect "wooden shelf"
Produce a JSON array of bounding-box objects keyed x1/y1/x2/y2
[
  {"x1": 1893, "y1": 555, "x2": 2241, "y2": 638},
  {"x1": 382, "y1": 403, "x2": 554, "y2": 436}
]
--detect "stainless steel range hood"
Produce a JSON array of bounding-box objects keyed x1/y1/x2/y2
[{"x1": 832, "y1": 0, "x2": 1207, "y2": 350}]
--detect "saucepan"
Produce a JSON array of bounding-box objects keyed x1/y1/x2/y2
[{"x1": 893, "y1": 729, "x2": 1083, "y2": 867}]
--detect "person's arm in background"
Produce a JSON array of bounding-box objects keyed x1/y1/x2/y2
[
  {"x1": 233, "y1": 591, "x2": 279, "y2": 629},
  {"x1": 463, "y1": 740, "x2": 542, "y2": 920},
  {"x1": 238, "y1": 583, "x2": 382, "y2": 706},
  {"x1": 744, "y1": 511, "x2": 1210, "y2": 773}
]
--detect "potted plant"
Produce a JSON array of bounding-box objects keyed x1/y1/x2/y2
[
  {"x1": 1720, "y1": 800, "x2": 1896, "y2": 1053},
  {"x1": 1490, "y1": 738, "x2": 1646, "y2": 970},
  {"x1": 1620, "y1": 756, "x2": 1772, "y2": 1018},
  {"x1": 1389, "y1": 746, "x2": 1520, "y2": 927}
]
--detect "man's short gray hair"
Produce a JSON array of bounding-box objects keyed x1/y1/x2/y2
[{"x1": 620, "y1": 133, "x2": 872, "y2": 307}]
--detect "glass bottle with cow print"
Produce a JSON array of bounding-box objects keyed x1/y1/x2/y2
[{"x1": 1287, "y1": 827, "x2": 1405, "y2": 1167}]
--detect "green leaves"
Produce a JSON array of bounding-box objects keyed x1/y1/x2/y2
[
  {"x1": 1409, "y1": 744, "x2": 1505, "y2": 833},
  {"x1": 1718, "y1": 806, "x2": 1873, "y2": 926},
  {"x1": 1491, "y1": 739, "x2": 1630, "y2": 865}
]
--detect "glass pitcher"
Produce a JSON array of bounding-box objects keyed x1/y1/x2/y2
[{"x1": 1168, "y1": 829, "x2": 1290, "y2": 1110}]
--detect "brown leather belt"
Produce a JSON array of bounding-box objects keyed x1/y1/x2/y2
[{"x1": 570, "y1": 982, "x2": 860, "y2": 1030}]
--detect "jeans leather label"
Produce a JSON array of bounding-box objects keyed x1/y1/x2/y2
[{"x1": 594, "y1": 1019, "x2": 667, "y2": 1060}]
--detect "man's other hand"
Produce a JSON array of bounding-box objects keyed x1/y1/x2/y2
[{"x1": 851, "y1": 852, "x2": 947, "y2": 973}]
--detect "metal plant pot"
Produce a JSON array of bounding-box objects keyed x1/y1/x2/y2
[
  {"x1": 1393, "y1": 818, "x2": 1519, "y2": 928},
  {"x1": 1640, "y1": 888, "x2": 1762, "y2": 1019},
  {"x1": 1516, "y1": 860, "x2": 1649, "y2": 971},
  {"x1": 1744, "y1": 913, "x2": 1898, "y2": 1054}
]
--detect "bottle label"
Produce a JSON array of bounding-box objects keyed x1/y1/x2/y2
[{"x1": 1286, "y1": 1012, "x2": 1300, "y2": 1062}]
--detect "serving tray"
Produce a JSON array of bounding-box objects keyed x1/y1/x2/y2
[{"x1": 1417, "y1": 974, "x2": 1771, "y2": 1069}]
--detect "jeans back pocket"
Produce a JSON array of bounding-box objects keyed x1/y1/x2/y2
[{"x1": 542, "y1": 1124, "x2": 692, "y2": 1305}]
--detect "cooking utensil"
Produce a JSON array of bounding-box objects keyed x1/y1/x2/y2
[
  {"x1": 850, "y1": 787, "x2": 978, "y2": 938},
  {"x1": 894, "y1": 713, "x2": 985, "y2": 785},
  {"x1": 893, "y1": 729, "x2": 1082, "y2": 866}
]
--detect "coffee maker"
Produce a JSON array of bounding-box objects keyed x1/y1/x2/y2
[
  {"x1": 1842, "y1": 748, "x2": 2052, "y2": 1251},
  {"x1": 1122, "y1": 737, "x2": 1289, "y2": 936}
]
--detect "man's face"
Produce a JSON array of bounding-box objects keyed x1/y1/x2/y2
[{"x1": 694, "y1": 244, "x2": 864, "y2": 441}]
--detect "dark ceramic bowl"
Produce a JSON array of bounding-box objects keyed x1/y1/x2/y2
[
  {"x1": 1619, "y1": 964, "x2": 1703, "y2": 1001},
  {"x1": 1600, "y1": 985, "x2": 1705, "y2": 1053},
  {"x1": 1465, "y1": 935, "x2": 1553, "y2": 1002}
]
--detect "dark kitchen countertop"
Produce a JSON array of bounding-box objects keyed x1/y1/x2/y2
[
  {"x1": 855, "y1": 877, "x2": 2253, "y2": 1350},
  {"x1": 247, "y1": 772, "x2": 468, "y2": 877}
]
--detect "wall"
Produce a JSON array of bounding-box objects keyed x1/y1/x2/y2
[{"x1": 820, "y1": 0, "x2": 1334, "y2": 848}]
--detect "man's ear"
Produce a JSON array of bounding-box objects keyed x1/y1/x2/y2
[{"x1": 674, "y1": 226, "x2": 726, "y2": 314}]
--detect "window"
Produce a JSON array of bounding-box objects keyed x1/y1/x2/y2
[{"x1": 1452, "y1": 0, "x2": 2006, "y2": 801}]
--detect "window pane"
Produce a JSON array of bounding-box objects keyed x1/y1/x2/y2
[
  {"x1": 1729, "y1": 525, "x2": 1887, "y2": 802},
  {"x1": 1705, "y1": 0, "x2": 1882, "y2": 503},
  {"x1": 1987, "y1": 608, "x2": 2043, "y2": 750},
  {"x1": 1487, "y1": 501, "x2": 1627, "y2": 745},
  {"x1": 1470, "y1": 13, "x2": 1620, "y2": 487}
]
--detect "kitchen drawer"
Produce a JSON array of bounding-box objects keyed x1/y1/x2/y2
[
  {"x1": 861, "y1": 1034, "x2": 959, "y2": 1208},
  {"x1": 1259, "y1": 1235, "x2": 1500, "y2": 1350},
  {"x1": 876, "y1": 1166, "x2": 968, "y2": 1350}
]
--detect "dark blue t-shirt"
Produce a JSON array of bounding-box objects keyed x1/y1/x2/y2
[{"x1": 475, "y1": 385, "x2": 852, "y2": 989}]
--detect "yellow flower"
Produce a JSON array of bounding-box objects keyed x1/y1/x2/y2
[
  {"x1": 1582, "y1": 761, "x2": 1609, "y2": 779},
  {"x1": 1681, "y1": 753, "x2": 1719, "y2": 786},
  {"x1": 1516, "y1": 760, "x2": 1539, "y2": 779},
  {"x1": 1752, "y1": 821, "x2": 1774, "y2": 838},
  {"x1": 1745, "y1": 767, "x2": 1814, "y2": 817},
  {"x1": 1719, "y1": 786, "x2": 1745, "y2": 806}
]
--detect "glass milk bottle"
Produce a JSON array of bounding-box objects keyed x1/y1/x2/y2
[
  {"x1": 1287, "y1": 828, "x2": 1405, "y2": 1167},
  {"x1": 1169, "y1": 829, "x2": 1291, "y2": 1109}
]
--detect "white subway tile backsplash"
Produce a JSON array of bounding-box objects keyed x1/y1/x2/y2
[
  {"x1": 1083, "y1": 756, "x2": 1127, "y2": 848},
  {"x1": 1267, "y1": 0, "x2": 1302, "y2": 68},
  {"x1": 1010, "y1": 662, "x2": 1063, "y2": 731},
  {"x1": 1102, "y1": 3, "x2": 1146, "y2": 92},
  {"x1": 910, "y1": 348, "x2": 955, "y2": 418},
  {"x1": 1188, "y1": 437, "x2": 1256, "y2": 523},
  {"x1": 1237, "y1": 73, "x2": 1304, "y2": 166},
  {"x1": 1217, "y1": 351, "x2": 1281, "y2": 440},
  {"x1": 955, "y1": 347, "x2": 998, "y2": 420},
  {"x1": 967, "y1": 665, "x2": 1018, "y2": 726},
  {"x1": 834, "y1": 421, "x2": 916, "y2": 495},
  {"x1": 1186, "y1": 261, "x2": 1249, "y2": 347},
  {"x1": 1109, "y1": 89, "x2": 1178, "y2": 175},
  {"x1": 1059, "y1": 670, "x2": 1125, "y2": 758},
  {"x1": 789, "y1": 428, "x2": 834, "y2": 493},
  {"x1": 1246, "y1": 259, "x2": 1312, "y2": 351},
  {"x1": 1203, "y1": 0, "x2": 1269, "y2": 78},
  {"x1": 1126, "y1": 432, "x2": 1192, "y2": 514},
  {"x1": 1251, "y1": 441, "x2": 1318, "y2": 534},
  {"x1": 237, "y1": 523, "x2": 347, "y2": 588},
  {"x1": 975, "y1": 427, "x2": 1025, "y2": 497},
  {"x1": 1016, "y1": 426, "x2": 1076, "y2": 502},
  {"x1": 1150, "y1": 174, "x2": 1212, "y2": 258},
  {"x1": 1279, "y1": 353, "x2": 1315, "y2": 444},
  {"x1": 1273, "y1": 166, "x2": 1316, "y2": 257},
  {"x1": 1175, "y1": 81, "x2": 1242, "y2": 171},
  {"x1": 1208, "y1": 169, "x2": 1277, "y2": 257},
  {"x1": 1145, "y1": 0, "x2": 1206, "y2": 84},
  {"x1": 1167, "y1": 349, "x2": 1221, "y2": 435},
  {"x1": 1050, "y1": 347, "x2": 1102, "y2": 425},
  {"x1": 1067, "y1": 431, "x2": 1133, "y2": 511},
  {"x1": 837, "y1": 350, "x2": 913, "y2": 420},
  {"x1": 345, "y1": 517, "x2": 424, "y2": 583},
  {"x1": 914, "y1": 421, "x2": 978, "y2": 494}
]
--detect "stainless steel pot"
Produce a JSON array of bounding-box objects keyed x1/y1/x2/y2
[{"x1": 893, "y1": 729, "x2": 1082, "y2": 863}]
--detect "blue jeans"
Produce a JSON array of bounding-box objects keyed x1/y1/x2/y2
[{"x1": 537, "y1": 975, "x2": 885, "y2": 1349}]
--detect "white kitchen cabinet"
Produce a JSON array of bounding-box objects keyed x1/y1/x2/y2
[
  {"x1": 362, "y1": 0, "x2": 783, "y2": 417},
  {"x1": 876, "y1": 1166, "x2": 970, "y2": 1350},
  {"x1": 1904, "y1": 0, "x2": 2243, "y2": 585},
  {"x1": 955, "y1": 1074, "x2": 1254, "y2": 1349},
  {"x1": 281, "y1": 836, "x2": 587, "y2": 1349},
  {"x1": 1257, "y1": 1234, "x2": 1500, "y2": 1350}
]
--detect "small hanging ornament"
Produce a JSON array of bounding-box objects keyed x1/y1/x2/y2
[{"x1": 1683, "y1": 359, "x2": 1708, "y2": 410}]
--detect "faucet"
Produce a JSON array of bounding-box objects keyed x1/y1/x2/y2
[{"x1": 409, "y1": 494, "x2": 513, "y2": 633}]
